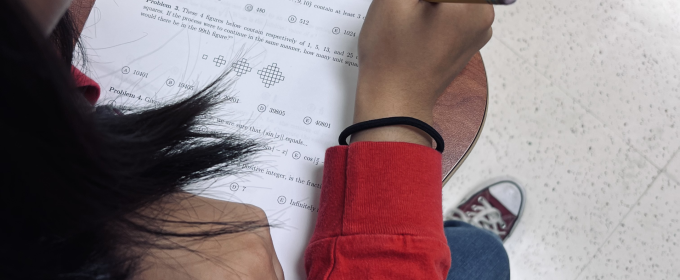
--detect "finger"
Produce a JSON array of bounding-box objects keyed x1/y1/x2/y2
[
  {"x1": 260, "y1": 227, "x2": 284, "y2": 280},
  {"x1": 271, "y1": 249, "x2": 285, "y2": 280},
  {"x1": 254, "y1": 214, "x2": 284, "y2": 279},
  {"x1": 260, "y1": 229, "x2": 284, "y2": 280}
]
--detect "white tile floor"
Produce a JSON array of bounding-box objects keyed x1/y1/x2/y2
[{"x1": 442, "y1": 1, "x2": 680, "y2": 279}]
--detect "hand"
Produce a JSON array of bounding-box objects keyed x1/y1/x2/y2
[
  {"x1": 351, "y1": 0, "x2": 494, "y2": 146},
  {"x1": 135, "y1": 194, "x2": 284, "y2": 280}
]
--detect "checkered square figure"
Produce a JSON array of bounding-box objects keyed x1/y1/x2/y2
[
  {"x1": 257, "y1": 63, "x2": 285, "y2": 88},
  {"x1": 213, "y1": 55, "x2": 227, "y2": 67},
  {"x1": 232, "y1": 58, "x2": 252, "y2": 76}
]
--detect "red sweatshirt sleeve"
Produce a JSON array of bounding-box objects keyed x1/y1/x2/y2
[
  {"x1": 71, "y1": 66, "x2": 100, "y2": 106},
  {"x1": 305, "y1": 142, "x2": 451, "y2": 280}
]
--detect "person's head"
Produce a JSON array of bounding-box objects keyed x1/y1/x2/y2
[{"x1": 0, "y1": 1, "x2": 263, "y2": 279}]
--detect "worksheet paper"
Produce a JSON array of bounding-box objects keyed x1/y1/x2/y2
[{"x1": 80, "y1": 0, "x2": 371, "y2": 278}]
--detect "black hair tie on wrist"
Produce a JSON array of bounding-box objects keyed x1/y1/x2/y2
[{"x1": 338, "y1": 117, "x2": 445, "y2": 153}]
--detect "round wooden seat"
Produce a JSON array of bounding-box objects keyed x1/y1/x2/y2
[{"x1": 433, "y1": 52, "x2": 488, "y2": 184}]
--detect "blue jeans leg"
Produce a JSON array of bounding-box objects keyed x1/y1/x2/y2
[{"x1": 444, "y1": 220, "x2": 510, "y2": 280}]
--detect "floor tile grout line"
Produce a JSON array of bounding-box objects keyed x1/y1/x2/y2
[
  {"x1": 573, "y1": 168, "x2": 664, "y2": 280},
  {"x1": 662, "y1": 147, "x2": 680, "y2": 184},
  {"x1": 489, "y1": 35, "x2": 664, "y2": 171},
  {"x1": 666, "y1": 170, "x2": 680, "y2": 184},
  {"x1": 572, "y1": 131, "x2": 679, "y2": 279},
  {"x1": 570, "y1": 122, "x2": 680, "y2": 279},
  {"x1": 485, "y1": 35, "x2": 676, "y2": 279}
]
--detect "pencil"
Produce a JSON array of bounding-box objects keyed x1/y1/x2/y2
[{"x1": 424, "y1": 0, "x2": 516, "y2": 4}]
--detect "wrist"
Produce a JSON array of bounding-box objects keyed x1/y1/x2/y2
[
  {"x1": 354, "y1": 74, "x2": 438, "y2": 123},
  {"x1": 349, "y1": 124, "x2": 432, "y2": 147},
  {"x1": 352, "y1": 106, "x2": 435, "y2": 149},
  {"x1": 352, "y1": 75, "x2": 439, "y2": 148},
  {"x1": 353, "y1": 90, "x2": 435, "y2": 125},
  {"x1": 352, "y1": 98, "x2": 434, "y2": 147}
]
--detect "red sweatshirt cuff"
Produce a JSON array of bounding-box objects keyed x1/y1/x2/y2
[
  {"x1": 305, "y1": 142, "x2": 450, "y2": 279},
  {"x1": 312, "y1": 141, "x2": 444, "y2": 239}
]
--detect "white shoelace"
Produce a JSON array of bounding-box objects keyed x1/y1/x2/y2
[{"x1": 445, "y1": 197, "x2": 507, "y2": 237}]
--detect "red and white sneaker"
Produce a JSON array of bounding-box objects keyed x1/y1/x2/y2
[{"x1": 444, "y1": 178, "x2": 525, "y2": 242}]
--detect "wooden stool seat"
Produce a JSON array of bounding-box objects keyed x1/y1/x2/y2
[{"x1": 433, "y1": 52, "x2": 488, "y2": 184}]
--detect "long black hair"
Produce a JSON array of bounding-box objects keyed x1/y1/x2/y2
[{"x1": 0, "y1": 1, "x2": 266, "y2": 279}]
